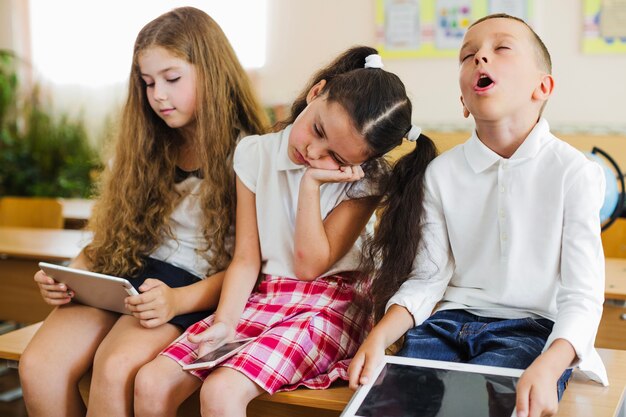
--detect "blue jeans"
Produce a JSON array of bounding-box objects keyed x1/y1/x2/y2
[{"x1": 398, "y1": 309, "x2": 572, "y2": 401}]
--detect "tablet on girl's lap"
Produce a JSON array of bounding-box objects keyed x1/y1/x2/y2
[
  {"x1": 38, "y1": 262, "x2": 138, "y2": 314},
  {"x1": 341, "y1": 356, "x2": 522, "y2": 417},
  {"x1": 182, "y1": 337, "x2": 257, "y2": 371}
]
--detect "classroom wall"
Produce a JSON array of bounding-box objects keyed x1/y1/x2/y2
[
  {"x1": 257, "y1": 0, "x2": 626, "y2": 133},
  {"x1": 0, "y1": 0, "x2": 32, "y2": 85},
  {"x1": 1, "y1": 0, "x2": 625, "y2": 135},
  {"x1": 1, "y1": 0, "x2": 625, "y2": 255},
  {"x1": 0, "y1": 0, "x2": 20, "y2": 51}
]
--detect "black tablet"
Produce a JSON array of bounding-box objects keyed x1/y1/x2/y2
[{"x1": 342, "y1": 356, "x2": 522, "y2": 417}]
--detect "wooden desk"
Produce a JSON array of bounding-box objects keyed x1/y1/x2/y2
[
  {"x1": 0, "y1": 226, "x2": 90, "y2": 323},
  {"x1": 253, "y1": 349, "x2": 626, "y2": 417},
  {"x1": 606, "y1": 257, "x2": 626, "y2": 301},
  {"x1": 59, "y1": 198, "x2": 94, "y2": 229},
  {"x1": 557, "y1": 348, "x2": 626, "y2": 417},
  {"x1": 599, "y1": 258, "x2": 626, "y2": 350}
]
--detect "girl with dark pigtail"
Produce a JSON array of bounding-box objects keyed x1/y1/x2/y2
[{"x1": 134, "y1": 45, "x2": 436, "y2": 417}]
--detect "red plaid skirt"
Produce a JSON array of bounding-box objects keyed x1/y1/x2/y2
[{"x1": 161, "y1": 274, "x2": 371, "y2": 394}]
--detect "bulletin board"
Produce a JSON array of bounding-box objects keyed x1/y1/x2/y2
[
  {"x1": 375, "y1": 0, "x2": 534, "y2": 58},
  {"x1": 582, "y1": 0, "x2": 626, "y2": 54}
]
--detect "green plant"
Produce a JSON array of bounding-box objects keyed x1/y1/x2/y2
[
  {"x1": 0, "y1": 50, "x2": 18, "y2": 148},
  {"x1": 0, "y1": 49, "x2": 100, "y2": 198}
]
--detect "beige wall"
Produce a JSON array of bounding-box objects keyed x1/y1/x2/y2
[
  {"x1": 257, "y1": 0, "x2": 626, "y2": 133},
  {"x1": 2, "y1": 0, "x2": 626, "y2": 136},
  {"x1": 0, "y1": 0, "x2": 32, "y2": 86}
]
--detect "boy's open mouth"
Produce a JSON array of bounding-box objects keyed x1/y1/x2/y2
[{"x1": 477, "y1": 75, "x2": 494, "y2": 88}]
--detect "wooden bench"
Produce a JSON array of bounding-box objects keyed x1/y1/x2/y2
[
  {"x1": 2, "y1": 322, "x2": 626, "y2": 417},
  {"x1": 0, "y1": 322, "x2": 351, "y2": 417}
]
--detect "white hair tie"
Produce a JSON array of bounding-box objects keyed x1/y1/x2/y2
[
  {"x1": 364, "y1": 54, "x2": 384, "y2": 69},
  {"x1": 406, "y1": 125, "x2": 421, "y2": 141}
]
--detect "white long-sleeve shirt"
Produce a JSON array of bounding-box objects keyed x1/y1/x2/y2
[{"x1": 387, "y1": 119, "x2": 608, "y2": 385}]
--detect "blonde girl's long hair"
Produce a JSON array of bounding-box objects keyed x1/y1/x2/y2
[{"x1": 84, "y1": 7, "x2": 268, "y2": 277}]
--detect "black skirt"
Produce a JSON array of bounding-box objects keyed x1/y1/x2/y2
[{"x1": 125, "y1": 257, "x2": 214, "y2": 329}]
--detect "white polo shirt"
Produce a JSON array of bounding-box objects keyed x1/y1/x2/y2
[
  {"x1": 233, "y1": 125, "x2": 378, "y2": 279},
  {"x1": 387, "y1": 119, "x2": 608, "y2": 385}
]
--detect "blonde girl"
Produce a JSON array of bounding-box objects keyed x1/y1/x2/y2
[{"x1": 19, "y1": 7, "x2": 267, "y2": 417}]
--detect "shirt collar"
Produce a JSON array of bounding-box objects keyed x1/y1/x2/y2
[
  {"x1": 464, "y1": 118, "x2": 551, "y2": 173},
  {"x1": 276, "y1": 124, "x2": 303, "y2": 171}
]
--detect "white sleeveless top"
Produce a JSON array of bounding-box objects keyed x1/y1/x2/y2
[{"x1": 150, "y1": 175, "x2": 233, "y2": 278}]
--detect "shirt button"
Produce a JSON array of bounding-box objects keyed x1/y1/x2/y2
[
  {"x1": 500, "y1": 186, "x2": 505, "y2": 193},
  {"x1": 499, "y1": 210, "x2": 505, "y2": 218},
  {"x1": 501, "y1": 233, "x2": 508, "y2": 241}
]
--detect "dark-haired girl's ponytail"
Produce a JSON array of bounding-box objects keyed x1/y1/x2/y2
[
  {"x1": 362, "y1": 134, "x2": 438, "y2": 321},
  {"x1": 276, "y1": 46, "x2": 379, "y2": 130}
]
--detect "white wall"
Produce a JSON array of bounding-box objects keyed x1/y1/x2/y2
[
  {"x1": 257, "y1": 0, "x2": 626, "y2": 133},
  {"x1": 0, "y1": 0, "x2": 32, "y2": 86},
  {"x1": 2, "y1": 0, "x2": 626, "y2": 137},
  {"x1": 539, "y1": 1, "x2": 626, "y2": 133}
]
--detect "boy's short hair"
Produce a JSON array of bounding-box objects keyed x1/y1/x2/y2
[{"x1": 469, "y1": 13, "x2": 552, "y2": 74}]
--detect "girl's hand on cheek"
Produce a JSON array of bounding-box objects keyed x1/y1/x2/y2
[
  {"x1": 339, "y1": 165, "x2": 365, "y2": 182},
  {"x1": 304, "y1": 164, "x2": 365, "y2": 185}
]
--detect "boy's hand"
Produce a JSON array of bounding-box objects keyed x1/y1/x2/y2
[
  {"x1": 515, "y1": 338, "x2": 575, "y2": 417},
  {"x1": 515, "y1": 357, "x2": 561, "y2": 417},
  {"x1": 125, "y1": 278, "x2": 179, "y2": 328},
  {"x1": 304, "y1": 164, "x2": 365, "y2": 185},
  {"x1": 187, "y1": 321, "x2": 236, "y2": 357},
  {"x1": 348, "y1": 332, "x2": 386, "y2": 390},
  {"x1": 34, "y1": 269, "x2": 74, "y2": 305}
]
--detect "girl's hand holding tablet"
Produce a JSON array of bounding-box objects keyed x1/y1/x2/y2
[
  {"x1": 34, "y1": 269, "x2": 74, "y2": 305},
  {"x1": 187, "y1": 320, "x2": 236, "y2": 358},
  {"x1": 125, "y1": 278, "x2": 180, "y2": 328},
  {"x1": 183, "y1": 337, "x2": 256, "y2": 371}
]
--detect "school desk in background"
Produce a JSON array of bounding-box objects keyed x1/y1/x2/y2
[{"x1": 0, "y1": 226, "x2": 91, "y2": 323}]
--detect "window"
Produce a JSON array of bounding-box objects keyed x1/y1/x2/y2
[{"x1": 29, "y1": 0, "x2": 267, "y2": 86}]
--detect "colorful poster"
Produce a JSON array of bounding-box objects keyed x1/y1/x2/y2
[
  {"x1": 376, "y1": 0, "x2": 533, "y2": 58},
  {"x1": 435, "y1": 0, "x2": 472, "y2": 50},
  {"x1": 583, "y1": 0, "x2": 626, "y2": 53}
]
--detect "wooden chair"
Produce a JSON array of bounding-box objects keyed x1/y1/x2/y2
[{"x1": 0, "y1": 197, "x2": 64, "y2": 229}]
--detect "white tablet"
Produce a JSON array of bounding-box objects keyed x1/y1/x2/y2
[
  {"x1": 182, "y1": 337, "x2": 256, "y2": 371},
  {"x1": 38, "y1": 262, "x2": 139, "y2": 314},
  {"x1": 341, "y1": 356, "x2": 523, "y2": 417}
]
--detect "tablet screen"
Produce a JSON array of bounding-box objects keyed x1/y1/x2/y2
[
  {"x1": 193, "y1": 339, "x2": 253, "y2": 364},
  {"x1": 353, "y1": 362, "x2": 518, "y2": 417}
]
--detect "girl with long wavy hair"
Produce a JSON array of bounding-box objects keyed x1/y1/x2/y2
[{"x1": 19, "y1": 7, "x2": 268, "y2": 417}]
